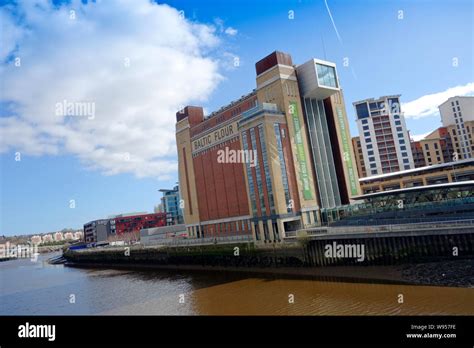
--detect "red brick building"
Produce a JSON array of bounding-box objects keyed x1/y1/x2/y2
[
  {"x1": 176, "y1": 51, "x2": 359, "y2": 242},
  {"x1": 112, "y1": 212, "x2": 167, "y2": 235}
]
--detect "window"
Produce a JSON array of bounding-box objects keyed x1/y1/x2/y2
[
  {"x1": 424, "y1": 144, "x2": 429, "y2": 150},
  {"x1": 364, "y1": 131, "x2": 370, "y2": 137},
  {"x1": 400, "y1": 146, "x2": 406, "y2": 150},
  {"x1": 371, "y1": 169, "x2": 378, "y2": 175},
  {"x1": 456, "y1": 100, "x2": 459, "y2": 105},
  {"x1": 316, "y1": 63, "x2": 338, "y2": 88},
  {"x1": 398, "y1": 133, "x2": 404, "y2": 138},
  {"x1": 395, "y1": 120, "x2": 401, "y2": 125},
  {"x1": 370, "y1": 163, "x2": 376, "y2": 168},
  {"x1": 426, "y1": 151, "x2": 431, "y2": 156},
  {"x1": 402, "y1": 152, "x2": 407, "y2": 157},
  {"x1": 356, "y1": 103, "x2": 370, "y2": 119},
  {"x1": 368, "y1": 150, "x2": 374, "y2": 156},
  {"x1": 434, "y1": 143, "x2": 439, "y2": 150},
  {"x1": 369, "y1": 157, "x2": 375, "y2": 162},
  {"x1": 258, "y1": 125, "x2": 275, "y2": 214},
  {"x1": 403, "y1": 159, "x2": 409, "y2": 164},
  {"x1": 254, "y1": 223, "x2": 260, "y2": 241},
  {"x1": 396, "y1": 127, "x2": 402, "y2": 132},
  {"x1": 362, "y1": 119, "x2": 368, "y2": 124},
  {"x1": 274, "y1": 124, "x2": 291, "y2": 212},
  {"x1": 399, "y1": 139, "x2": 405, "y2": 144},
  {"x1": 367, "y1": 144, "x2": 373, "y2": 149},
  {"x1": 366, "y1": 138, "x2": 372, "y2": 143},
  {"x1": 242, "y1": 131, "x2": 257, "y2": 215},
  {"x1": 437, "y1": 157, "x2": 441, "y2": 161},
  {"x1": 363, "y1": 125, "x2": 369, "y2": 131},
  {"x1": 404, "y1": 165, "x2": 411, "y2": 170}
]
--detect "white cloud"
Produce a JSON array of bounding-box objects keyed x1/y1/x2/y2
[
  {"x1": 0, "y1": 0, "x2": 225, "y2": 179},
  {"x1": 402, "y1": 82, "x2": 474, "y2": 119},
  {"x1": 224, "y1": 27, "x2": 238, "y2": 36},
  {"x1": 214, "y1": 17, "x2": 238, "y2": 36}
]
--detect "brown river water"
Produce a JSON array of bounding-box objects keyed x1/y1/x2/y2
[{"x1": 1, "y1": 253, "x2": 472, "y2": 315}]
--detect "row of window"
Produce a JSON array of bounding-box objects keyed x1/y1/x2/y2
[
  {"x1": 193, "y1": 219, "x2": 253, "y2": 239},
  {"x1": 258, "y1": 124, "x2": 276, "y2": 215},
  {"x1": 243, "y1": 125, "x2": 277, "y2": 217},
  {"x1": 242, "y1": 132, "x2": 257, "y2": 215},
  {"x1": 274, "y1": 123, "x2": 292, "y2": 212}
]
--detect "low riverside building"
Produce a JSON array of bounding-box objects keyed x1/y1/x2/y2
[
  {"x1": 359, "y1": 158, "x2": 474, "y2": 194},
  {"x1": 84, "y1": 219, "x2": 112, "y2": 243},
  {"x1": 140, "y1": 225, "x2": 187, "y2": 245},
  {"x1": 320, "y1": 180, "x2": 474, "y2": 226},
  {"x1": 84, "y1": 212, "x2": 167, "y2": 243}
]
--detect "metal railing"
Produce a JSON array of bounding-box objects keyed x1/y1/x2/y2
[
  {"x1": 286, "y1": 219, "x2": 474, "y2": 238},
  {"x1": 323, "y1": 197, "x2": 474, "y2": 220},
  {"x1": 144, "y1": 234, "x2": 253, "y2": 247}
]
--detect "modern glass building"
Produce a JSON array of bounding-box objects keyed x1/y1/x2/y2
[{"x1": 159, "y1": 186, "x2": 184, "y2": 225}]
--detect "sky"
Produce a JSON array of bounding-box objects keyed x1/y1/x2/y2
[{"x1": 0, "y1": 0, "x2": 473, "y2": 236}]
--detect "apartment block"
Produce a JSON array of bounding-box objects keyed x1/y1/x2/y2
[
  {"x1": 439, "y1": 96, "x2": 474, "y2": 160},
  {"x1": 354, "y1": 95, "x2": 414, "y2": 176},
  {"x1": 419, "y1": 127, "x2": 454, "y2": 165},
  {"x1": 411, "y1": 140, "x2": 426, "y2": 168},
  {"x1": 352, "y1": 136, "x2": 367, "y2": 177}
]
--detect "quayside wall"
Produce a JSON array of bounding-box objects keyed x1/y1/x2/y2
[
  {"x1": 63, "y1": 231, "x2": 474, "y2": 268},
  {"x1": 63, "y1": 243, "x2": 306, "y2": 268}
]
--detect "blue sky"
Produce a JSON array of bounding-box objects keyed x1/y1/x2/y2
[{"x1": 1, "y1": 0, "x2": 473, "y2": 236}]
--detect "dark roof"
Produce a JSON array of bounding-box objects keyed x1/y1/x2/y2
[
  {"x1": 359, "y1": 158, "x2": 474, "y2": 183},
  {"x1": 352, "y1": 180, "x2": 474, "y2": 200}
]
